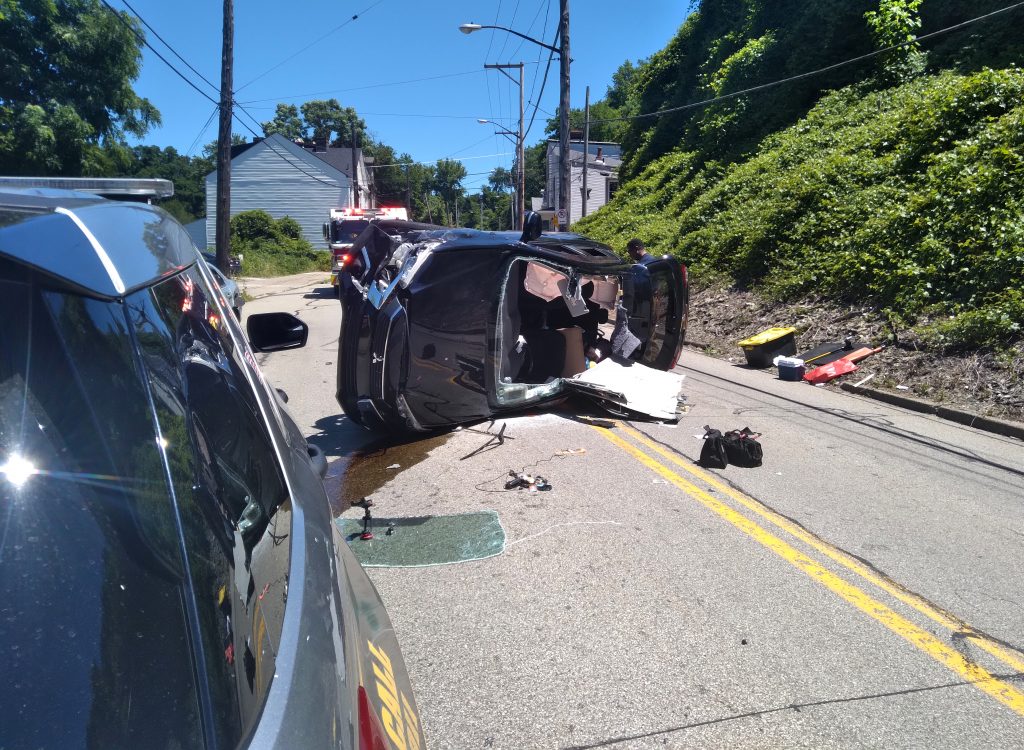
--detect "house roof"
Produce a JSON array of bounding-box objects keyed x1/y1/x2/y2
[
  {"x1": 228, "y1": 137, "x2": 365, "y2": 178},
  {"x1": 206, "y1": 133, "x2": 350, "y2": 185},
  {"x1": 310, "y1": 147, "x2": 365, "y2": 179},
  {"x1": 547, "y1": 140, "x2": 623, "y2": 168}
]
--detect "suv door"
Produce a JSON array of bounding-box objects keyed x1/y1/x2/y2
[{"x1": 622, "y1": 258, "x2": 688, "y2": 370}]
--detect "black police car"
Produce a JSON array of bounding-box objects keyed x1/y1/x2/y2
[{"x1": 0, "y1": 188, "x2": 424, "y2": 750}]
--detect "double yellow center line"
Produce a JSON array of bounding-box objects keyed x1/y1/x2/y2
[{"x1": 592, "y1": 422, "x2": 1024, "y2": 717}]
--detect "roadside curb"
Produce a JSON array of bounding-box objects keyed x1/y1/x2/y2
[{"x1": 839, "y1": 383, "x2": 1024, "y2": 441}]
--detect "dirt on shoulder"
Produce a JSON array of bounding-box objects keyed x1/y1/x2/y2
[{"x1": 684, "y1": 284, "x2": 1024, "y2": 424}]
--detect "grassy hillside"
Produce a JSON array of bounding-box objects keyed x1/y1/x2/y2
[{"x1": 576, "y1": 68, "x2": 1024, "y2": 351}]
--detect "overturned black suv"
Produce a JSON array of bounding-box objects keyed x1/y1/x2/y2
[{"x1": 337, "y1": 214, "x2": 688, "y2": 432}]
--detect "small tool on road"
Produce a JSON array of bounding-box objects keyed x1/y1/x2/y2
[
  {"x1": 505, "y1": 470, "x2": 552, "y2": 492},
  {"x1": 353, "y1": 498, "x2": 375, "y2": 540}
]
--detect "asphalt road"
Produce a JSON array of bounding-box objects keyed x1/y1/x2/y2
[{"x1": 244, "y1": 272, "x2": 1024, "y2": 749}]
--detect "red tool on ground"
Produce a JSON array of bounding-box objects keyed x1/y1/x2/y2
[{"x1": 803, "y1": 358, "x2": 858, "y2": 384}]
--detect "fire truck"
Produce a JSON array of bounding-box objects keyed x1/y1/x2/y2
[{"x1": 322, "y1": 206, "x2": 408, "y2": 295}]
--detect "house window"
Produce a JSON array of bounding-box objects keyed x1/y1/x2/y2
[{"x1": 606, "y1": 179, "x2": 620, "y2": 202}]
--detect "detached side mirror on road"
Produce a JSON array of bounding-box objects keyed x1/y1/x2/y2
[{"x1": 247, "y1": 312, "x2": 308, "y2": 352}]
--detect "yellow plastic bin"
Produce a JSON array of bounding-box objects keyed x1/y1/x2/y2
[{"x1": 738, "y1": 327, "x2": 797, "y2": 368}]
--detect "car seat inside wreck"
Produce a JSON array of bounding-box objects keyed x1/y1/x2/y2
[{"x1": 495, "y1": 258, "x2": 621, "y2": 406}]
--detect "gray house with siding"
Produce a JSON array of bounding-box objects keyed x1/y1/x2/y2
[
  {"x1": 543, "y1": 140, "x2": 622, "y2": 229},
  {"x1": 203, "y1": 132, "x2": 372, "y2": 249}
]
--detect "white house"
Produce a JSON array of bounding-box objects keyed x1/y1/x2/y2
[
  {"x1": 542, "y1": 140, "x2": 622, "y2": 229},
  {"x1": 203, "y1": 133, "x2": 373, "y2": 249}
]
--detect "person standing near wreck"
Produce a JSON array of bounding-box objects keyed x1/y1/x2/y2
[{"x1": 626, "y1": 238, "x2": 657, "y2": 264}]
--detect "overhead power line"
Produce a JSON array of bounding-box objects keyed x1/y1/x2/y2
[
  {"x1": 119, "y1": 0, "x2": 219, "y2": 95},
  {"x1": 235, "y1": 0, "x2": 385, "y2": 92},
  {"x1": 237, "y1": 108, "x2": 516, "y2": 123},
  {"x1": 234, "y1": 67, "x2": 537, "y2": 105},
  {"x1": 102, "y1": 0, "x2": 524, "y2": 195},
  {"x1": 524, "y1": 29, "x2": 558, "y2": 139},
  {"x1": 99, "y1": 0, "x2": 222, "y2": 109},
  {"x1": 590, "y1": 1, "x2": 1024, "y2": 125},
  {"x1": 367, "y1": 152, "x2": 515, "y2": 169},
  {"x1": 524, "y1": 0, "x2": 553, "y2": 122},
  {"x1": 185, "y1": 104, "x2": 220, "y2": 156}
]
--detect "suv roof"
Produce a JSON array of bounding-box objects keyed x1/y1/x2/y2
[
  {"x1": 365, "y1": 219, "x2": 620, "y2": 261},
  {"x1": 0, "y1": 188, "x2": 197, "y2": 298}
]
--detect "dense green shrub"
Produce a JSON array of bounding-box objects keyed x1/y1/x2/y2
[
  {"x1": 229, "y1": 210, "x2": 329, "y2": 276},
  {"x1": 275, "y1": 215, "x2": 303, "y2": 240},
  {"x1": 577, "y1": 68, "x2": 1024, "y2": 351}
]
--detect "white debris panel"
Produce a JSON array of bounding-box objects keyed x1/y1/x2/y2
[{"x1": 568, "y1": 357, "x2": 685, "y2": 421}]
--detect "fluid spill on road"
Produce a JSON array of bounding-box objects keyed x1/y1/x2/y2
[{"x1": 324, "y1": 432, "x2": 451, "y2": 517}]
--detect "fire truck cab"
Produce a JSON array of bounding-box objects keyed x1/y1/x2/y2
[{"x1": 323, "y1": 207, "x2": 408, "y2": 295}]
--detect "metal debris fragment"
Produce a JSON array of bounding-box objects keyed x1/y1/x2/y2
[
  {"x1": 505, "y1": 470, "x2": 552, "y2": 492},
  {"x1": 554, "y1": 447, "x2": 587, "y2": 456}
]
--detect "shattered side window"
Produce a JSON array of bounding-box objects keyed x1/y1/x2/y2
[{"x1": 0, "y1": 258, "x2": 202, "y2": 750}]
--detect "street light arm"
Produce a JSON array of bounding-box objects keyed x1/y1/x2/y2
[{"x1": 459, "y1": 23, "x2": 560, "y2": 54}]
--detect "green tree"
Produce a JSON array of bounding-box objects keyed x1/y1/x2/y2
[
  {"x1": 261, "y1": 103, "x2": 304, "y2": 140},
  {"x1": 523, "y1": 141, "x2": 547, "y2": 203},
  {"x1": 117, "y1": 145, "x2": 210, "y2": 223},
  {"x1": 431, "y1": 158, "x2": 467, "y2": 224},
  {"x1": 544, "y1": 99, "x2": 629, "y2": 144},
  {"x1": 201, "y1": 134, "x2": 248, "y2": 159},
  {"x1": 488, "y1": 166, "x2": 513, "y2": 192},
  {"x1": 362, "y1": 142, "x2": 406, "y2": 207},
  {"x1": 864, "y1": 0, "x2": 925, "y2": 83},
  {"x1": 404, "y1": 160, "x2": 436, "y2": 222},
  {"x1": 606, "y1": 59, "x2": 642, "y2": 109},
  {"x1": 297, "y1": 98, "x2": 367, "y2": 148},
  {"x1": 0, "y1": 0, "x2": 159, "y2": 175}
]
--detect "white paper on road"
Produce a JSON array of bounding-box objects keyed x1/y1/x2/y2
[{"x1": 566, "y1": 357, "x2": 685, "y2": 421}]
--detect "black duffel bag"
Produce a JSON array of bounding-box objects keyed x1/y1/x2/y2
[{"x1": 722, "y1": 427, "x2": 763, "y2": 468}]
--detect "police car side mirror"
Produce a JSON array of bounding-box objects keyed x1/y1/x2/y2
[{"x1": 247, "y1": 312, "x2": 308, "y2": 352}]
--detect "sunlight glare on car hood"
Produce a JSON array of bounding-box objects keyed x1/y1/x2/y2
[{"x1": 1, "y1": 453, "x2": 38, "y2": 488}]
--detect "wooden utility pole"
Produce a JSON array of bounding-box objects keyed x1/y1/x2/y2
[
  {"x1": 517, "y1": 63, "x2": 524, "y2": 230},
  {"x1": 215, "y1": 0, "x2": 233, "y2": 274},
  {"x1": 558, "y1": 0, "x2": 571, "y2": 227},
  {"x1": 404, "y1": 164, "x2": 412, "y2": 214},
  {"x1": 351, "y1": 117, "x2": 360, "y2": 208},
  {"x1": 581, "y1": 85, "x2": 590, "y2": 218},
  {"x1": 484, "y1": 62, "x2": 525, "y2": 229}
]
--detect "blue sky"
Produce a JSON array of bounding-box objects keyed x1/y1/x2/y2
[{"x1": 127, "y1": 1, "x2": 688, "y2": 194}]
